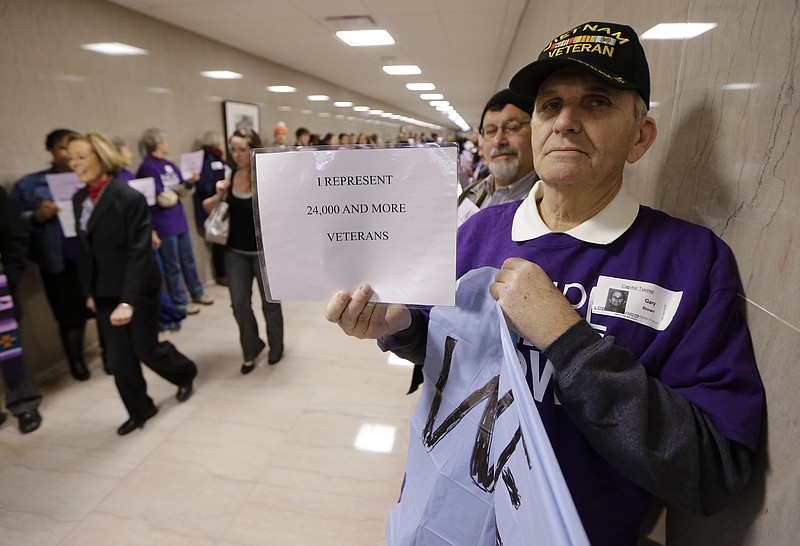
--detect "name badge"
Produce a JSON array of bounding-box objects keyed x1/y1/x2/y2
[{"x1": 590, "y1": 275, "x2": 682, "y2": 331}]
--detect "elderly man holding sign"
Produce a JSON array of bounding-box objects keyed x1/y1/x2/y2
[{"x1": 326, "y1": 21, "x2": 764, "y2": 546}]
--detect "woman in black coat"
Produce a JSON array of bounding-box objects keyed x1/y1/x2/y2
[{"x1": 68, "y1": 133, "x2": 197, "y2": 435}]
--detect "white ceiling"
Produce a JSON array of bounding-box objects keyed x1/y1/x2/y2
[{"x1": 107, "y1": 0, "x2": 532, "y2": 131}]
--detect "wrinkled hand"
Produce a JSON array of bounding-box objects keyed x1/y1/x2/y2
[
  {"x1": 33, "y1": 200, "x2": 60, "y2": 223},
  {"x1": 489, "y1": 258, "x2": 581, "y2": 349},
  {"x1": 325, "y1": 284, "x2": 411, "y2": 339},
  {"x1": 110, "y1": 304, "x2": 133, "y2": 326}
]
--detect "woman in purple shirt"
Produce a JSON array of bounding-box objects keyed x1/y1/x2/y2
[{"x1": 136, "y1": 128, "x2": 212, "y2": 315}]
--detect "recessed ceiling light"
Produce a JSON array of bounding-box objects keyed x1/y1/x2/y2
[
  {"x1": 307, "y1": 95, "x2": 329, "y2": 101},
  {"x1": 383, "y1": 65, "x2": 421, "y2": 75},
  {"x1": 81, "y1": 42, "x2": 148, "y2": 56},
  {"x1": 201, "y1": 70, "x2": 243, "y2": 79},
  {"x1": 641, "y1": 23, "x2": 717, "y2": 40},
  {"x1": 429, "y1": 100, "x2": 449, "y2": 107},
  {"x1": 353, "y1": 105, "x2": 370, "y2": 111},
  {"x1": 420, "y1": 93, "x2": 444, "y2": 100},
  {"x1": 333, "y1": 101, "x2": 354, "y2": 107},
  {"x1": 266, "y1": 85, "x2": 296, "y2": 93},
  {"x1": 406, "y1": 83, "x2": 435, "y2": 91},
  {"x1": 436, "y1": 105, "x2": 454, "y2": 112},
  {"x1": 301, "y1": 109, "x2": 313, "y2": 115},
  {"x1": 336, "y1": 29, "x2": 395, "y2": 47},
  {"x1": 368, "y1": 109, "x2": 384, "y2": 115},
  {"x1": 319, "y1": 112, "x2": 331, "y2": 117},
  {"x1": 380, "y1": 113, "x2": 393, "y2": 117},
  {"x1": 147, "y1": 87, "x2": 171, "y2": 94},
  {"x1": 278, "y1": 106, "x2": 292, "y2": 111}
]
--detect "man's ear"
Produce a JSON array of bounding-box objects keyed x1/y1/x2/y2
[{"x1": 627, "y1": 116, "x2": 657, "y2": 164}]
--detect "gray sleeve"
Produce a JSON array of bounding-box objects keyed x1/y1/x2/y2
[
  {"x1": 542, "y1": 320, "x2": 754, "y2": 515},
  {"x1": 377, "y1": 308, "x2": 429, "y2": 393}
]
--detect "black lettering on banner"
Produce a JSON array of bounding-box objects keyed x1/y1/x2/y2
[{"x1": 421, "y1": 335, "x2": 531, "y2": 526}]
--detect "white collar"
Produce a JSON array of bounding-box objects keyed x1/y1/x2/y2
[{"x1": 511, "y1": 180, "x2": 640, "y2": 244}]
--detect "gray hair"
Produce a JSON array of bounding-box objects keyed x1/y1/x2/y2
[
  {"x1": 200, "y1": 130, "x2": 223, "y2": 148},
  {"x1": 108, "y1": 135, "x2": 127, "y2": 152},
  {"x1": 634, "y1": 95, "x2": 648, "y2": 123},
  {"x1": 139, "y1": 127, "x2": 165, "y2": 156}
]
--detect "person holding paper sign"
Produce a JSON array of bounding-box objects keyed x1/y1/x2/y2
[
  {"x1": 136, "y1": 128, "x2": 212, "y2": 316},
  {"x1": 10, "y1": 128, "x2": 104, "y2": 381},
  {"x1": 191, "y1": 130, "x2": 229, "y2": 286},
  {"x1": 326, "y1": 21, "x2": 764, "y2": 546},
  {"x1": 68, "y1": 133, "x2": 197, "y2": 436},
  {"x1": 202, "y1": 128, "x2": 284, "y2": 373}
]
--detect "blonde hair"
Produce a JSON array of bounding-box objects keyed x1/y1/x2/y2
[{"x1": 69, "y1": 133, "x2": 124, "y2": 175}]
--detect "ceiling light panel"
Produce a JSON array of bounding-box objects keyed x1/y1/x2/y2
[
  {"x1": 640, "y1": 23, "x2": 717, "y2": 40},
  {"x1": 266, "y1": 85, "x2": 296, "y2": 93},
  {"x1": 81, "y1": 42, "x2": 149, "y2": 56},
  {"x1": 406, "y1": 83, "x2": 435, "y2": 91},
  {"x1": 307, "y1": 95, "x2": 329, "y2": 101},
  {"x1": 383, "y1": 65, "x2": 421, "y2": 75},
  {"x1": 336, "y1": 29, "x2": 395, "y2": 47},
  {"x1": 201, "y1": 70, "x2": 243, "y2": 79}
]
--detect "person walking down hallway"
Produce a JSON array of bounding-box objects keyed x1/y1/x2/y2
[
  {"x1": 69, "y1": 133, "x2": 197, "y2": 435},
  {"x1": 136, "y1": 128, "x2": 212, "y2": 316},
  {"x1": 10, "y1": 128, "x2": 105, "y2": 381},
  {"x1": 0, "y1": 185, "x2": 43, "y2": 433},
  {"x1": 202, "y1": 128, "x2": 283, "y2": 374}
]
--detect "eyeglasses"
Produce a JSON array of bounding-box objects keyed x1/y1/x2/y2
[{"x1": 480, "y1": 119, "x2": 530, "y2": 140}]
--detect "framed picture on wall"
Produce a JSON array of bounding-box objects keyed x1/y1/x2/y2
[{"x1": 224, "y1": 100, "x2": 260, "y2": 140}]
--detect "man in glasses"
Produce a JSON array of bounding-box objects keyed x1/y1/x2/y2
[{"x1": 458, "y1": 89, "x2": 536, "y2": 210}]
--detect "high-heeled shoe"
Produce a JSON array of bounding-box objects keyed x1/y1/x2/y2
[{"x1": 241, "y1": 360, "x2": 255, "y2": 374}]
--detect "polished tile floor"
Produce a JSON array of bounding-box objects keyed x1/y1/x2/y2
[{"x1": 0, "y1": 283, "x2": 419, "y2": 545}]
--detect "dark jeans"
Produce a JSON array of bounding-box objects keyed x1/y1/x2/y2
[
  {"x1": 224, "y1": 249, "x2": 283, "y2": 361},
  {"x1": 159, "y1": 232, "x2": 204, "y2": 307}
]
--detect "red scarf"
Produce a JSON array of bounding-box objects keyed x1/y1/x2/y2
[{"x1": 87, "y1": 176, "x2": 110, "y2": 203}]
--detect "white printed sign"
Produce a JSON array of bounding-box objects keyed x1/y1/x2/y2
[
  {"x1": 253, "y1": 145, "x2": 458, "y2": 305},
  {"x1": 127, "y1": 177, "x2": 157, "y2": 206},
  {"x1": 45, "y1": 173, "x2": 82, "y2": 238},
  {"x1": 180, "y1": 150, "x2": 204, "y2": 180}
]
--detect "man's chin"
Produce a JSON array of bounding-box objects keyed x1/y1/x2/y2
[{"x1": 488, "y1": 160, "x2": 519, "y2": 181}]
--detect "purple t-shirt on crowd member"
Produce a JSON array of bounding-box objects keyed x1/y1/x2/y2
[
  {"x1": 119, "y1": 168, "x2": 135, "y2": 183},
  {"x1": 455, "y1": 182, "x2": 764, "y2": 545},
  {"x1": 136, "y1": 155, "x2": 188, "y2": 237}
]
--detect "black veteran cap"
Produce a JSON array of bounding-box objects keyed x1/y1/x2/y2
[
  {"x1": 479, "y1": 88, "x2": 535, "y2": 132},
  {"x1": 509, "y1": 21, "x2": 650, "y2": 108}
]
